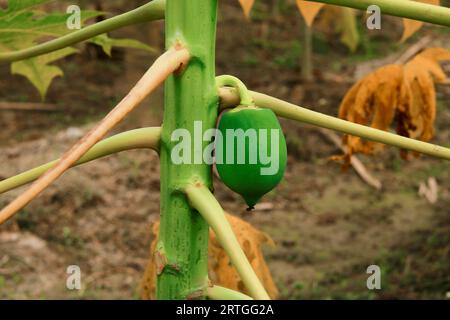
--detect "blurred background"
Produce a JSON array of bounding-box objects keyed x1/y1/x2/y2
[{"x1": 0, "y1": 0, "x2": 448, "y2": 299}]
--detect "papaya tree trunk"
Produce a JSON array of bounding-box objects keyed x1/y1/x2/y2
[{"x1": 157, "y1": 0, "x2": 219, "y2": 299}]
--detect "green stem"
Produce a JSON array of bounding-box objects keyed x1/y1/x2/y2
[
  {"x1": 184, "y1": 183, "x2": 270, "y2": 300},
  {"x1": 157, "y1": 0, "x2": 218, "y2": 300},
  {"x1": 0, "y1": 0, "x2": 165, "y2": 63},
  {"x1": 218, "y1": 88, "x2": 450, "y2": 161},
  {"x1": 310, "y1": 0, "x2": 450, "y2": 27},
  {"x1": 216, "y1": 75, "x2": 254, "y2": 106},
  {"x1": 0, "y1": 127, "x2": 161, "y2": 194},
  {"x1": 207, "y1": 285, "x2": 253, "y2": 300},
  {"x1": 251, "y1": 91, "x2": 450, "y2": 161},
  {"x1": 301, "y1": 22, "x2": 313, "y2": 81}
]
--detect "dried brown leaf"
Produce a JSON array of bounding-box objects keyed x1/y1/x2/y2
[
  {"x1": 140, "y1": 213, "x2": 278, "y2": 299},
  {"x1": 401, "y1": 0, "x2": 440, "y2": 42},
  {"x1": 296, "y1": 0, "x2": 325, "y2": 27},
  {"x1": 238, "y1": 0, "x2": 255, "y2": 19},
  {"x1": 338, "y1": 47, "x2": 450, "y2": 160},
  {"x1": 338, "y1": 64, "x2": 404, "y2": 156},
  {"x1": 397, "y1": 48, "x2": 450, "y2": 157}
]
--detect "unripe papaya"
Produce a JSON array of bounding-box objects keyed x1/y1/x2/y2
[{"x1": 216, "y1": 106, "x2": 287, "y2": 208}]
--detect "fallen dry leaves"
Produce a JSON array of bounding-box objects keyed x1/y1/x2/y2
[{"x1": 140, "y1": 213, "x2": 278, "y2": 299}]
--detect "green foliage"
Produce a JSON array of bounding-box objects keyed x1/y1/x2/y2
[
  {"x1": 90, "y1": 34, "x2": 158, "y2": 57},
  {"x1": 11, "y1": 47, "x2": 77, "y2": 99},
  {"x1": 0, "y1": 0, "x2": 155, "y2": 99}
]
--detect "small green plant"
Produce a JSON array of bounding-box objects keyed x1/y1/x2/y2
[{"x1": 0, "y1": 0, "x2": 449, "y2": 300}]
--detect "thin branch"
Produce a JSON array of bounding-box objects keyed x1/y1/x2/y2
[
  {"x1": 0, "y1": 127, "x2": 161, "y2": 194},
  {"x1": 0, "y1": 46, "x2": 190, "y2": 225},
  {"x1": 184, "y1": 182, "x2": 270, "y2": 300},
  {"x1": 395, "y1": 36, "x2": 432, "y2": 64},
  {"x1": 310, "y1": 0, "x2": 450, "y2": 27},
  {"x1": 0, "y1": 0, "x2": 165, "y2": 63},
  {"x1": 207, "y1": 285, "x2": 253, "y2": 300},
  {"x1": 218, "y1": 88, "x2": 450, "y2": 161},
  {"x1": 317, "y1": 128, "x2": 382, "y2": 190}
]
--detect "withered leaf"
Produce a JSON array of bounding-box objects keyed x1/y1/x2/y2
[
  {"x1": 338, "y1": 48, "x2": 450, "y2": 160},
  {"x1": 238, "y1": 0, "x2": 255, "y2": 18},
  {"x1": 339, "y1": 64, "x2": 404, "y2": 156},
  {"x1": 307, "y1": 5, "x2": 359, "y2": 52},
  {"x1": 397, "y1": 48, "x2": 450, "y2": 157},
  {"x1": 401, "y1": 0, "x2": 440, "y2": 42},
  {"x1": 140, "y1": 213, "x2": 278, "y2": 299},
  {"x1": 295, "y1": 0, "x2": 326, "y2": 27}
]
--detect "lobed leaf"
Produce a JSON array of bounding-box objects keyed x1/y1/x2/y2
[
  {"x1": 397, "y1": 48, "x2": 450, "y2": 157},
  {"x1": 11, "y1": 46, "x2": 78, "y2": 99},
  {"x1": 339, "y1": 64, "x2": 404, "y2": 156},
  {"x1": 338, "y1": 47, "x2": 450, "y2": 160},
  {"x1": 0, "y1": 0, "x2": 157, "y2": 100}
]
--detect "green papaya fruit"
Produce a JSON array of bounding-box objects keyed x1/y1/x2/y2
[{"x1": 216, "y1": 106, "x2": 287, "y2": 209}]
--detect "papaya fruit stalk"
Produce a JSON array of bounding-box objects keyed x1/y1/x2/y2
[
  {"x1": 218, "y1": 88, "x2": 450, "y2": 161},
  {"x1": 216, "y1": 75, "x2": 254, "y2": 107}
]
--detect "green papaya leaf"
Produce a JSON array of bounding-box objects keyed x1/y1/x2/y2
[
  {"x1": 11, "y1": 47, "x2": 78, "y2": 99},
  {"x1": 0, "y1": 0, "x2": 156, "y2": 100},
  {"x1": 0, "y1": 0, "x2": 49, "y2": 16},
  {"x1": 0, "y1": 1, "x2": 103, "y2": 98},
  {"x1": 89, "y1": 34, "x2": 158, "y2": 57}
]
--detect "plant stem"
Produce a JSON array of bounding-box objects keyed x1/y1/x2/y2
[
  {"x1": 0, "y1": 127, "x2": 161, "y2": 194},
  {"x1": 310, "y1": 0, "x2": 450, "y2": 27},
  {"x1": 207, "y1": 285, "x2": 253, "y2": 300},
  {"x1": 157, "y1": 0, "x2": 218, "y2": 300},
  {"x1": 184, "y1": 183, "x2": 270, "y2": 300},
  {"x1": 301, "y1": 22, "x2": 313, "y2": 82},
  {"x1": 215, "y1": 75, "x2": 254, "y2": 106},
  {"x1": 0, "y1": 47, "x2": 189, "y2": 226},
  {"x1": 0, "y1": 0, "x2": 165, "y2": 63},
  {"x1": 218, "y1": 88, "x2": 450, "y2": 161}
]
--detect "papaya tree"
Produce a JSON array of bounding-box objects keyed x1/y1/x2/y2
[{"x1": 0, "y1": 0, "x2": 449, "y2": 300}]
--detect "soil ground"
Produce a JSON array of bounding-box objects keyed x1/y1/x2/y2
[{"x1": 0, "y1": 1, "x2": 449, "y2": 299}]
